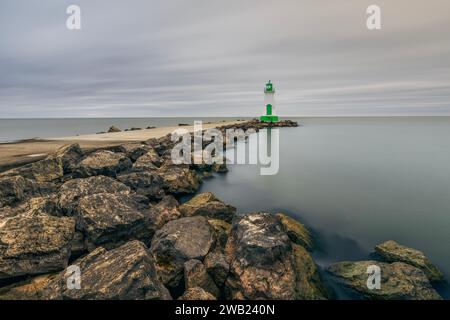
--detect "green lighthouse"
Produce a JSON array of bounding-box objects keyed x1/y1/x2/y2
[{"x1": 260, "y1": 80, "x2": 279, "y2": 122}]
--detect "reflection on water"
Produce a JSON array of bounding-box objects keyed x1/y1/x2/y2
[{"x1": 198, "y1": 117, "x2": 450, "y2": 299}]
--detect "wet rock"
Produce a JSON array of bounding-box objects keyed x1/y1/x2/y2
[
  {"x1": 374, "y1": 240, "x2": 444, "y2": 282},
  {"x1": 150, "y1": 195, "x2": 181, "y2": 229},
  {"x1": 179, "y1": 287, "x2": 216, "y2": 300},
  {"x1": 108, "y1": 125, "x2": 121, "y2": 133},
  {"x1": 42, "y1": 241, "x2": 171, "y2": 300},
  {"x1": 133, "y1": 149, "x2": 163, "y2": 170},
  {"x1": 77, "y1": 193, "x2": 155, "y2": 249},
  {"x1": 207, "y1": 219, "x2": 231, "y2": 249},
  {"x1": 179, "y1": 192, "x2": 236, "y2": 223},
  {"x1": 150, "y1": 216, "x2": 215, "y2": 290},
  {"x1": 184, "y1": 259, "x2": 220, "y2": 297},
  {"x1": 117, "y1": 171, "x2": 165, "y2": 201},
  {"x1": 204, "y1": 250, "x2": 229, "y2": 288},
  {"x1": 276, "y1": 213, "x2": 313, "y2": 251},
  {"x1": 73, "y1": 150, "x2": 132, "y2": 178},
  {"x1": 57, "y1": 176, "x2": 130, "y2": 215},
  {"x1": 328, "y1": 260, "x2": 442, "y2": 300},
  {"x1": 157, "y1": 164, "x2": 201, "y2": 194},
  {"x1": 0, "y1": 214, "x2": 75, "y2": 280},
  {"x1": 292, "y1": 244, "x2": 328, "y2": 299},
  {"x1": 224, "y1": 212, "x2": 297, "y2": 300}
]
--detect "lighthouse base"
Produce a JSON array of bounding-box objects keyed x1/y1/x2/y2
[{"x1": 260, "y1": 115, "x2": 279, "y2": 122}]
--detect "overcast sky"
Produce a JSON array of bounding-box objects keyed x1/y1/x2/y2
[{"x1": 0, "y1": 0, "x2": 449, "y2": 118}]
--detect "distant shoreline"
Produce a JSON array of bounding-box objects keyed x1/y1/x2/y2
[{"x1": 0, "y1": 120, "x2": 243, "y2": 172}]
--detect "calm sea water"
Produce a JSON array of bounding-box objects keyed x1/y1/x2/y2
[
  {"x1": 197, "y1": 117, "x2": 450, "y2": 299},
  {"x1": 1, "y1": 117, "x2": 449, "y2": 298},
  {"x1": 0, "y1": 117, "x2": 247, "y2": 143}
]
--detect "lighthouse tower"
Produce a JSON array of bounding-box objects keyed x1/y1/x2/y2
[{"x1": 260, "y1": 80, "x2": 279, "y2": 122}]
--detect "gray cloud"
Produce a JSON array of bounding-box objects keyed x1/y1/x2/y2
[{"x1": 0, "y1": 0, "x2": 449, "y2": 117}]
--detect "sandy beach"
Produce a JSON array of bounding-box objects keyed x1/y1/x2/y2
[{"x1": 0, "y1": 120, "x2": 242, "y2": 171}]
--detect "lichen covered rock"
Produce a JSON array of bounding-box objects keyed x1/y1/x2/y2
[
  {"x1": 179, "y1": 192, "x2": 236, "y2": 222},
  {"x1": 375, "y1": 240, "x2": 444, "y2": 282}
]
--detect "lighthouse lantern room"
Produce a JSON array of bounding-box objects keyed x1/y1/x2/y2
[{"x1": 260, "y1": 80, "x2": 279, "y2": 122}]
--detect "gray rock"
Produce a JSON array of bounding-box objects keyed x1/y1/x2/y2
[
  {"x1": 207, "y1": 219, "x2": 231, "y2": 249},
  {"x1": 149, "y1": 195, "x2": 181, "y2": 229},
  {"x1": 114, "y1": 143, "x2": 149, "y2": 162},
  {"x1": 73, "y1": 150, "x2": 132, "y2": 177},
  {"x1": 276, "y1": 213, "x2": 313, "y2": 251},
  {"x1": 204, "y1": 250, "x2": 229, "y2": 287},
  {"x1": 224, "y1": 212, "x2": 297, "y2": 300},
  {"x1": 107, "y1": 125, "x2": 121, "y2": 133},
  {"x1": 52, "y1": 143, "x2": 84, "y2": 174},
  {"x1": 150, "y1": 216, "x2": 215, "y2": 289},
  {"x1": 0, "y1": 175, "x2": 38, "y2": 207},
  {"x1": 42, "y1": 240, "x2": 171, "y2": 300},
  {"x1": 117, "y1": 171, "x2": 165, "y2": 201},
  {"x1": 157, "y1": 164, "x2": 201, "y2": 194},
  {"x1": 133, "y1": 149, "x2": 163, "y2": 170},
  {"x1": 328, "y1": 260, "x2": 442, "y2": 300},
  {"x1": 0, "y1": 157, "x2": 63, "y2": 183},
  {"x1": 375, "y1": 240, "x2": 444, "y2": 282},
  {"x1": 184, "y1": 259, "x2": 220, "y2": 298},
  {"x1": 77, "y1": 192, "x2": 155, "y2": 248},
  {"x1": 292, "y1": 244, "x2": 328, "y2": 299},
  {"x1": 0, "y1": 214, "x2": 75, "y2": 280},
  {"x1": 57, "y1": 176, "x2": 130, "y2": 215},
  {"x1": 179, "y1": 192, "x2": 236, "y2": 223}
]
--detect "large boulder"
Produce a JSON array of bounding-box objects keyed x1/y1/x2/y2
[
  {"x1": 0, "y1": 175, "x2": 38, "y2": 208},
  {"x1": 42, "y1": 241, "x2": 171, "y2": 300},
  {"x1": 133, "y1": 149, "x2": 163, "y2": 170},
  {"x1": 77, "y1": 193, "x2": 155, "y2": 249},
  {"x1": 52, "y1": 143, "x2": 84, "y2": 174},
  {"x1": 292, "y1": 244, "x2": 328, "y2": 299},
  {"x1": 179, "y1": 287, "x2": 216, "y2": 300},
  {"x1": 114, "y1": 143, "x2": 149, "y2": 162},
  {"x1": 0, "y1": 158, "x2": 63, "y2": 183},
  {"x1": 3, "y1": 195, "x2": 59, "y2": 218},
  {"x1": 149, "y1": 195, "x2": 181, "y2": 229},
  {"x1": 204, "y1": 250, "x2": 230, "y2": 288},
  {"x1": 184, "y1": 259, "x2": 220, "y2": 298},
  {"x1": 374, "y1": 240, "x2": 444, "y2": 282},
  {"x1": 224, "y1": 212, "x2": 297, "y2": 300},
  {"x1": 328, "y1": 260, "x2": 442, "y2": 300},
  {"x1": 157, "y1": 164, "x2": 201, "y2": 194},
  {"x1": 179, "y1": 192, "x2": 236, "y2": 222},
  {"x1": 0, "y1": 214, "x2": 75, "y2": 280},
  {"x1": 108, "y1": 125, "x2": 121, "y2": 133},
  {"x1": 207, "y1": 219, "x2": 231, "y2": 249},
  {"x1": 57, "y1": 176, "x2": 130, "y2": 215},
  {"x1": 150, "y1": 216, "x2": 215, "y2": 290},
  {"x1": 117, "y1": 171, "x2": 165, "y2": 201},
  {"x1": 73, "y1": 150, "x2": 132, "y2": 177},
  {"x1": 276, "y1": 213, "x2": 313, "y2": 251},
  {"x1": 0, "y1": 274, "x2": 56, "y2": 300}
]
